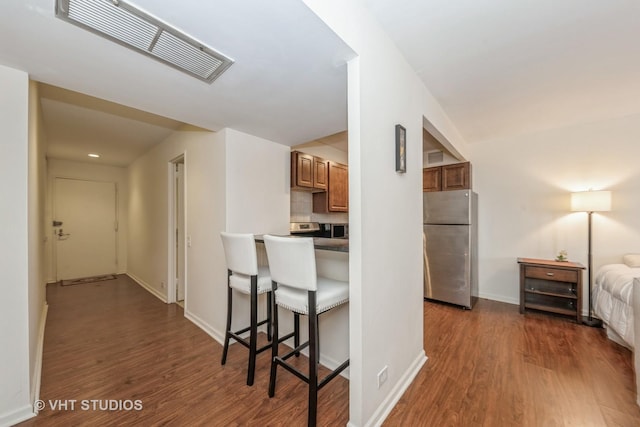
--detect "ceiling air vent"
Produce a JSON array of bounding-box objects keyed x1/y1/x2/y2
[
  {"x1": 427, "y1": 151, "x2": 444, "y2": 164},
  {"x1": 55, "y1": 0, "x2": 234, "y2": 84}
]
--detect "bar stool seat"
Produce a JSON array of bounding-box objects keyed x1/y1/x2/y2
[
  {"x1": 263, "y1": 234, "x2": 349, "y2": 427},
  {"x1": 229, "y1": 266, "x2": 272, "y2": 295},
  {"x1": 275, "y1": 277, "x2": 349, "y2": 315}
]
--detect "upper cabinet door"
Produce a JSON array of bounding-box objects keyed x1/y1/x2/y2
[
  {"x1": 313, "y1": 157, "x2": 328, "y2": 190},
  {"x1": 442, "y1": 162, "x2": 471, "y2": 191},
  {"x1": 294, "y1": 152, "x2": 314, "y2": 188},
  {"x1": 423, "y1": 167, "x2": 442, "y2": 192},
  {"x1": 328, "y1": 161, "x2": 348, "y2": 212}
]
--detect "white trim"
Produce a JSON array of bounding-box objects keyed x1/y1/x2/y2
[
  {"x1": 184, "y1": 309, "x2": 225, "y2": 345},
  {"x1": 167, "y1": 161, "x2": 176, "y2": 304},
  {"x1": 478, "y1": 292, "x2": 519, "y2": 305},
  {"x1": 352, "y1": 350, "x2": 427, "y2": 427},
  {"x1": 0, "y1": 404, "x2": 35, "y2": 427},
  {"x1": 167, "y1": 154, "x2": 187, "y2": 306},
  {"x1": 127, "y1": 273, "x2": 167, "y2": 303},
  {"x1": 31, "y1": 303, "x2": 48, "y2": 413}
]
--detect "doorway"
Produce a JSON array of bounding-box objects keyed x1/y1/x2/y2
[
  {"x1": 168, "y1": 156, "x2": 186, "y2": 305},
  {"x1": 53, "y1": 177, "x2": 118, "y2": 281}
]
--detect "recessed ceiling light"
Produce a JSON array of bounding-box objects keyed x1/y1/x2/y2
[{"x1": 88, "y1": 153, "x2": 100, "y2": 158}]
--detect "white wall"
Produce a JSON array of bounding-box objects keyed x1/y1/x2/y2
[
  {"x1": 472, "y1": 113, "x2": 640, "y2": 309},
  {"x1": 127, "y1": 127, "x2": 289, "y2": 344},
  {"x1": 28, "y1": 80, "x2": 47, "y2": 412},
  {"x1": 304, "y1": 2, "x2": 469, "y2": 425},
  {"x1": 127, "y1": 127, "x2": 224, "y2": 302},
  {"x1": 224, "y1": 128, "x2": 290, "y2": 235},
  {"x1": 0, "y1": 65, "x2": 33, "y2": 425},
  {"x1": 46, "y1": 159, "x2": 129, "y2": 280}
]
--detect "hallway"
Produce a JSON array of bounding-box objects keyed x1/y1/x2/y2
[{"x1": 20, "y1": 276, "x2": 349, "y2": 426}]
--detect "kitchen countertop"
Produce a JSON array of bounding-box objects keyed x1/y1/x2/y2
[{"x1": 254, "y1": 235, "x2": 349, "y2": 253}]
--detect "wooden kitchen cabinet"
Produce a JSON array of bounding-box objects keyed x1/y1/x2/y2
[
  {"x1": 313, "y1": 161, "x2": 348, "y2": 212},
  {"x1": 291, "y1": 151, "x2": 327, "y2": 191},
  {"x1": 518, "y1": 257, "x2": 585, "y2": 323},
  {"x1": 423, "y1": 167, "x2": 441, "y2": 192},
  {"x1": 442, "y1": 162, "x2": 471, "y2": 191},
  {"x1": 423, "y1": 162, "x2": 471, "y2": 192}
]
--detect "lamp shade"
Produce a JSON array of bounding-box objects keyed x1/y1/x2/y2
[{"x1": 571, "y1": 190, "x2": 612, "y2": 212}]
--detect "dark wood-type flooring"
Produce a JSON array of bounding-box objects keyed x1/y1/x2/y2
[
  {"x1": 386, "y1": 299, "x2": 640, "y2": 426},
  {"x1": 19, "y1": 275, "x2": 640, "y2": 426}
]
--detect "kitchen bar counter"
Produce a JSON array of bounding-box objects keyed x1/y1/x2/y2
[{"x1": 254, "y1": 235, "x2": 348, "y2": 253}]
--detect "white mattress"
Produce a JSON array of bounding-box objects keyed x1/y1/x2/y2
[{"x1": 593, "y1": 264, "x2": 640, "y2": 348}]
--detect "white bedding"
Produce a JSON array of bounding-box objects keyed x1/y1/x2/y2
[{"x1": 593, "y1": 264, "x2": 640, "y2": 349}]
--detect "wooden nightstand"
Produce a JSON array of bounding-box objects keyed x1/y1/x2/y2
[{"x1": 518, "y1": 258, "x2": 585, "y2": 322}]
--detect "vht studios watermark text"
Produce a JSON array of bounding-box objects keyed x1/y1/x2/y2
[{"x1": 35, "y1": 399, "x2": 143, "y2": 411}]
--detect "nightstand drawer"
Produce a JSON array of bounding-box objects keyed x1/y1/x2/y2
[{"x1": 525, "y1": 266, "x2": 577, "y2": 283}]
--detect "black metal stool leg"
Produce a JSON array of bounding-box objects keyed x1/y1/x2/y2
[
  {"x1": 268, "y1": 282, "x2": 279, "y2": 397},
  {"x1": 308, "y1": 291, "x2": 318, "y2": 427},
  {"x1": 294, "y1": 313, "x2": 300, "y2": 357},
  {"x1": 221, "y1": 270, "x2": 233, "y2": 365},
  {"x1": 247, "y1": 275, "x2": 258, "y2": 386},
  {"x1": 266, "y1": 291, "x2": 273, "y2": 342}
]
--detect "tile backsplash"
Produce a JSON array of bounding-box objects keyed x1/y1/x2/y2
[{"x1": 290, "y1": 191, "x2": 348, "y2": 224}]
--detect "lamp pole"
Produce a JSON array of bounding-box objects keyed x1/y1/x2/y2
[{"x1": 583, "y1": 210, "x2": 603, "y2": 327}]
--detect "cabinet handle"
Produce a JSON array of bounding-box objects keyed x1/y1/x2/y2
[{"x1": 546, "y1": 272, "x2": 554, "y2": 276}]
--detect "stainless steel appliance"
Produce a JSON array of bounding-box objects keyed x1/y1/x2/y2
[
  {"x1": 423, "y1": 189, "x2": 478, "y2": 309},
  {"x1": 290, "y1": 222, "x2": 322, "y2": 237},
  {"x1": 330, "y1": 223, "x2": 348, "y2": 239}
]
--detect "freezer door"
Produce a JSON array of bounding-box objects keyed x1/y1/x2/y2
[
  {"x1": 423, "y1": 189, "x2": 472, "y2": 225},
  {"x1": 423, "y1": 224, "x2": 471, "y2": 308}
]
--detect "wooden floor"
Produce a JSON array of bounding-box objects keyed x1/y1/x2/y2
[
  {"x1": 20, "y1": 275, "x2": 349, "y2": 426},
  {"x1": 386, "y1": 299, "x2": 640, "y2": 426},
  {"x1": 19, "y1": 275, "x2": 640, "y2": 426}
]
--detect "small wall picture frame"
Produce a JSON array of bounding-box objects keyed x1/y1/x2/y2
[{"x1": 395, "y1": 124, "x2": 406, "y2": 173}]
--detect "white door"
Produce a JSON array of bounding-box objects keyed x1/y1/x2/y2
[
  {"x1": 54, "y1": 178, "x2": 118, "y2": 281},
  {"x1": 176, "y1": 162, "x2": 186, "y2": 302}
]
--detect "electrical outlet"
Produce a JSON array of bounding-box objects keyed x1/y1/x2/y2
[
  {"x1": 161, "y1": 281, "x2": 165, "y2": 289},
  {"x1": 377, "y1": 365, "x2": 388, "y2": 388},
  {"x1": 187, "y1": 235, "x2": 192, "y2": 247}
]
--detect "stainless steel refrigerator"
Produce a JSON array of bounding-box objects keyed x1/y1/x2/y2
[{"x1": 423, "y1": 189, "x2": 478, "y2": 309}]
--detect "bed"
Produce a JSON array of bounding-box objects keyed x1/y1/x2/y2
[
  {"x1": 593, "y1": 255, "x2": 640, "y2": 407},
  {"x1": 593, "y1": 261, "x2": 640, "y2": 348}
]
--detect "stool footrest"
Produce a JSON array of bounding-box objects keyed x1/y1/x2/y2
[
  {"x1": 318, "y1": 359, "x2": 350, "y2": 390},
  {"x1": 274, "y1": 356, "x2": 310, "y2": 384},
  {"x1": 282, "y1": 341, "x2": 309, "y2": 360},
  {"x1": 227, "y1": 333, "x2": 278, "y2": 354},
  {"x1": 273, "y1": 356, "x2": 350, "y2": 389}
]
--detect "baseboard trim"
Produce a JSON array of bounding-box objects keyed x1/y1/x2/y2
[
  {"x1": 127, "y1": 273, "x2": 167, "y2": 303},
  {"x1": 477, "y1": 292, "x2": 519, "y2": 305},
  {"x1": 0, "y1": 404, "x2": 35, "y2": 427},
  {"x1": 184, "y1": 309, "x2": 225, "y2": 346},
  {"x1": 32, "y1": 302, "x2": 48, "y2": 414},
  {"x1": 354, "y1": 350, "x2": 427, "y2": 427}
]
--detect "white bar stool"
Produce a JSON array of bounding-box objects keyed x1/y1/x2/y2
[
  {"x1": 263, "y1": 234, "x2": 349, "y2": 427},
  {"x1": 220, "y1": 232, "x2": 274, "y2": 386}
]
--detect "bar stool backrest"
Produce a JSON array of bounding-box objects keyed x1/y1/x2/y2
[
  {"x1": 263, "y1": 235, "x2": 317, "y2": 291},
  {"x1": 220, "y1": 232, "x2": 258, "y2": 276}
]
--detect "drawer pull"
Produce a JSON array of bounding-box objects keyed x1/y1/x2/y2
[{"x1": 546, "y1": 272, "x2": 554, "y2": 276}]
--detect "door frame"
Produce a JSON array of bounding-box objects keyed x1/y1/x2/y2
[{"x1": 167, "y1": 154, "x2": 187, "y2": 305}]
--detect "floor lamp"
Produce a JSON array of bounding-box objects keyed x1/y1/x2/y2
[{"x1": 571, "y1": 190, "x2": 612, "y2": 327}]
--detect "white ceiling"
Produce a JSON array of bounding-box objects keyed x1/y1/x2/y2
[
  {"x1": 3, "y1": 1, "x2": 640, "y2": 166},
  {"x1": 0, "y1": 0, "x2": 354, "y2": 165},
  {"x1": 366, "y1": 0, "x2": 640, "y2": 143}
]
